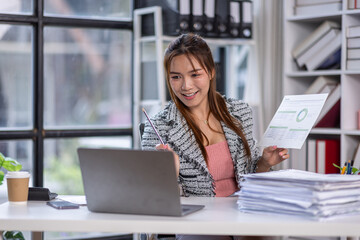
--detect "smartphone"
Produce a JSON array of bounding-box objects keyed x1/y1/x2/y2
[{"x1": 46, "y1": 200, "x2": 80, "y2": 210}]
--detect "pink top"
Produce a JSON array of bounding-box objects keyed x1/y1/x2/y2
[{"x1": 206, "y1": 141, "x2": 239, "y2": 197}]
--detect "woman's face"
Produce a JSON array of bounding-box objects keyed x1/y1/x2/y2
[{"x1": 169, "y1": 54, "x2": 211, "y2": 112}]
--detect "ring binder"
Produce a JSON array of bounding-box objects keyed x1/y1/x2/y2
[
  {"x1": 204, "y1": 0, "x2": 216, "y2": 37},
  {"x1": 229, "y1": 1, "x2": 241, "y2": 38},
  {"x1": 215, "y1": 0, "x2": 231, "y2": 38},
  {"x1": 179, "y1": 0, "x2": 191, "y2": 33},
  {"x1": 240, "y1": 1, "x2": 253, "y2": 39},
  {"x1": 191, "y1": 0, "x2": 205, "y2": 36}
]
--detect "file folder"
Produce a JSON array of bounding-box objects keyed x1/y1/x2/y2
[
  {"x1": 179, "y1": 0, "x2": 191, "y2": 34},
  {"x1": 191, "y1": 0, "x2": 205, "y2": 35},
  {"x1": 215, "y1": 0, "x2": 231, "y2": 38},
  {"x1": 136, "y1": 0, "x2": 184, "y2": 36},
  {"x1": 229, "y1": 1, "x2": 241, "y2": 38},
  {"x1": 240, "y1": 1, "x2": 253, "y2": 39},
  {"x1": 204, "y1": 0, "x2": 217, "y2": 37}
]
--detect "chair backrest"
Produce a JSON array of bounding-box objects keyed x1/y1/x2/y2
[{"x1": 139, "y1": 123, "x2": 145, "y2": 141}]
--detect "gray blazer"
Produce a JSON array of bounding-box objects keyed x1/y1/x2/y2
[{"x1": 141, "y1": 97, "x2": 261, "y2": 197}]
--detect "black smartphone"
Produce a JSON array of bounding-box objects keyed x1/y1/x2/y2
[{"x1": 46, "y1": 200, "x2": 80, "y2": 210}]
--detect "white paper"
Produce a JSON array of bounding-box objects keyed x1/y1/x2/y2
[
  {"x1": 237, "y1": 169, "x2": 360, "y2": 220},
  {"x1": 260, "y1": 94, "x2": 328, "y2": 149}
]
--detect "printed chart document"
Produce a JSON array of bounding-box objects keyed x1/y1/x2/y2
[{"x1": 260, "y1": 94, "x2": 328, "y2": 149}]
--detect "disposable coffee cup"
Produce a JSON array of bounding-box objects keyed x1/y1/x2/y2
[{"x1": 6, "y1": 171, "x2": 30, "y2": 204}]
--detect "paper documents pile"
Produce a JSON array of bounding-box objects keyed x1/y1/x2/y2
[{"x1": 237, "y1": 169, "x2": 360, "y2": 220}]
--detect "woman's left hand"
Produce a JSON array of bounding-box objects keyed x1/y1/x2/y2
[{"x1": 257, "y1": 146, "x2": 289, "y2": 172}]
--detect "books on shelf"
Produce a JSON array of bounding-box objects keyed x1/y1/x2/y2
[
  {"x1": 305, "y1": 76, "x2": 337, "y2": 94},
  {"x1": 296, "y1": 0, "x2": 343, "y2": 5},
  {"x1": 305, "y1": 31, "x2": 341, "y2": 71},
  {"x1": 316, "y1": 139, "x2": 340, "y2": 174},
  {"x1": 347, "y1": 25, "x2": 360, "y2": 38},
  {"x1": 307, "y1": 139, "x2": 317, "y2": 172},
  {"x1": 352, "y1": 143, "x2": 360, "y2": 169},
  {"x1": 314, "y1": 84, "x2": 341, "y2": 128},
  {"x1": 294, "y1": 2, "x2": 342, "y2": 16},
  {"x1": 348, "y1": 0, "x2": 360, "y2": 9},
  {"x1": 296, "y1": 29, "x2": 340, "y2": 67},
  {"x1": 348, "y1": 38, "x2": 360, "y2": 48},
  {"x1": 307, "y1": 139, "x2": 340, "y2": 174},
  {"x1": 347, "y1": 48, "x2": 360, "y2": 59},
  {"x1": 347, "y1": 59, "x2": 360, "y2": 70},
  {"x1": 292, "y1": 21, "x2": 340, "y2": 59}
]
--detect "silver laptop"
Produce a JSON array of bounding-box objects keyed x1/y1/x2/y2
[{"x1": 77, "y1": 147, "x2": 204, "y2": 216}]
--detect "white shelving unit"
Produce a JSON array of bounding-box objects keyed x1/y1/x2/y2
[
  {"x1": 283, "y1": 1, "x2": 360, "y2": 172},
  {"x1": 133, "y1": 6, "x2": 255, "y2": 148}
]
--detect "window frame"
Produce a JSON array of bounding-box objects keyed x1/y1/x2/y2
[{"x1": 0, "y1": 0, "x2": 134, "y2": 187}]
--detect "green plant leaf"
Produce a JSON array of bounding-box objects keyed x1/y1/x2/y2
[
  {"x1": 2, "y1": 157, "x2": 22, "y2": 172},
  {"x1": 0, "y1": 170, "x2": 4, "y2": 185},
  {"x1": 333, "y1": 163, "x2": 342, "y2": 171},
  {"x1": 0, "y1": 152, "x2": 5, "y2": 168},
  {"x1": 3, "y1": 231, "x2": 25, "y2": 240}
]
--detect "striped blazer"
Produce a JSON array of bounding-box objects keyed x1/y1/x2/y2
[{"x1": 141, "y1": 97, "x2": 261, "y2": 197}]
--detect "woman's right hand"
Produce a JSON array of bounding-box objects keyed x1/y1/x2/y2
[{"x1": 156, "y1": 144, "x2": 180, "y2": 177}]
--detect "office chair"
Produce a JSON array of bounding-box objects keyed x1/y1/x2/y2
[{"x1": 139, "y1": 123, "x2": 145, "y2": 141}]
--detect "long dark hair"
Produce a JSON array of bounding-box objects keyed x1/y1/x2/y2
[{"x1": 164, "y1": 33, "x2": 251, "y2": 162}]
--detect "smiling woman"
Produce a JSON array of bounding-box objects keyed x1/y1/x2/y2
[
  {"x1": 141, "y1": 33, "x2": 289, "y2": 240},
  {"x1": 168, "y1": 54, "x2": 211, "y2": 113}
]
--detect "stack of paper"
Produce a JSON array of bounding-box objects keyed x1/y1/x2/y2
[{"x1": 237, "y1": 169, "x2": 360, "y2": 220}]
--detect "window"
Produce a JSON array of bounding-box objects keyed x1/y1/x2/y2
[{"x1": 0, "y1": 0, "x2": 133, "y2": 203}]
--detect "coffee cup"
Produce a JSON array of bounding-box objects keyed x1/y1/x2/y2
[{"x1": 6, "y1": 171, "x2": 30, "y2": 204}]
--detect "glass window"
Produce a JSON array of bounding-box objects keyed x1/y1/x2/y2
[
  {"x1": 0, "y1": 1, "x2": 32, "y2": 15},
  {"x1": 44, "y1": 0, "x2": 132, "y2": 20},
  {"x1": 43, "y1": 27, "x2": 132, "y2": 128},
  {"x1": 43, "y1": 136, "x2": 132, "y2": 195},
  {"x1": 0, "y1": 140, "x2": 33, "y2": 203},
  {"x1": 0, "y1": 24, "x2": 32, "y2": 129}
]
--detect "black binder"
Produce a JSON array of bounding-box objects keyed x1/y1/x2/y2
[
  {"x1": 191, "y1": 0, "x2": 205, "y2": 36},
  {"x1": 203, "y1": 0, "x2": 217, "y2": 37},
  {"x1": 136, "y1": 0, "x2": 182, "y2": 36},
  {"x1": 229, "y1": 1, "x2": 241, "y2": 38},
  {"x1": 178, "y1": 0, "x2": 191, "y2": 34},
  {"x1": 240, "y1": 1, "x2": 253, "y2": 39},
  {"x1": 215, "y1": 0, "x2": 231, "y2": 38}
]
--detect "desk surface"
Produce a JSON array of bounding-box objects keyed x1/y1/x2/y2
[{"x1": 1, "y1": 196, "x2": 360, "y2": 237}]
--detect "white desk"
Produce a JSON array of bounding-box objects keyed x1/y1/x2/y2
[{"x1": 1, "y1": 197, "x2": 360, "y2": 238}]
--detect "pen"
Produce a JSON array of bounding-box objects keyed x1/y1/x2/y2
[
  {"x1": 347, "y1": 160, "x2": 352, "y2": 175},
  {"x1": 341, "y1": 165, "x2": 346, "y2": 175},
  {"x1": 142, "y1": 108, "x2": 165, "y2": 145}
]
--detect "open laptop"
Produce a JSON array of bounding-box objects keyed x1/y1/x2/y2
[{"x1": 77, "y1": 147, "x2": 204, "y2": 216}]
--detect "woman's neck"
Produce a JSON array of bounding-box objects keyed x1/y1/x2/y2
[{"x1": 189, "y1": 104, "x2": 210, "y2": 121}]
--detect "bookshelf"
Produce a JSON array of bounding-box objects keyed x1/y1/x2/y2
[
  {"x1": 133, "y1": 6, "x2": 255, "y2": 148},
  {"x1": 283, "y1": 1, "x2": 360, "y2": 173}
]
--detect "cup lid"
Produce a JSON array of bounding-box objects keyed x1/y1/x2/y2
[{"x1": 6, "y1": 171, "x2": 30, "y2": 178}]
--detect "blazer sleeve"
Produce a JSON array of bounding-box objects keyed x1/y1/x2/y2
[{"x1": 229, "y1": 98, "x2": 261, "y2": 173}]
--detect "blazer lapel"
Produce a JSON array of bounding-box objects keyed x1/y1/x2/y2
[
  {"x1": 223, "y1": 101, "x2": 243, "y2": 164},
  {"x1": 165, "y1": 103, "x2": 209, "y2": 172}
]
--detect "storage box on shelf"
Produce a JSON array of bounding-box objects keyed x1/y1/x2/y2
[{"x1": 283, "y1": 0, "x2": 360, "y2": 176}]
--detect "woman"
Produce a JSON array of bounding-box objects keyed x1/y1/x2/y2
[{"x1": 141, "y1": 33, "x2": 288, "y2": 239}]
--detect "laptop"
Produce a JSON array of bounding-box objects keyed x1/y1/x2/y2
[{"x1": 77, "y1": 147, "x2": 204, "y2": 216}]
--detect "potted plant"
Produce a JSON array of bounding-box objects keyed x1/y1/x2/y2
[
  {"x1": 0, "y1": 152, "x2": 25, "y2": 240},
  {"x1": 0, "y1": 152, "x2": 22, "y2": 185}
]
